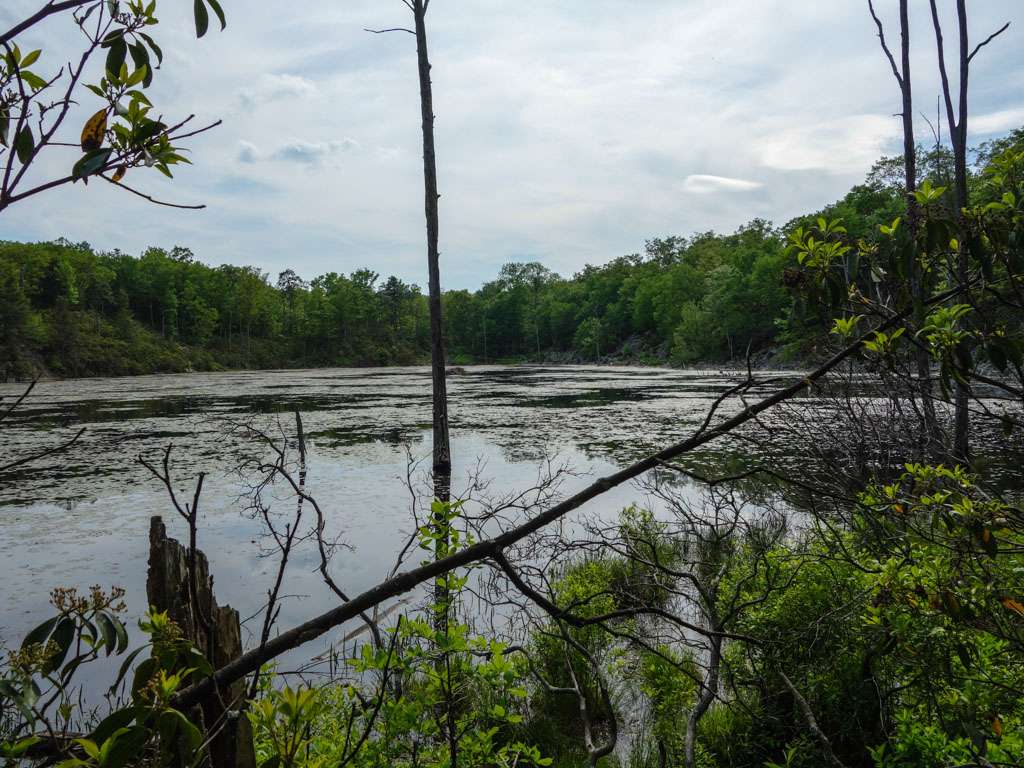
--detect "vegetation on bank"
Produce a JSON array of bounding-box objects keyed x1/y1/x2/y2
[{"x1": 2, "y1": 129, "x2": 1019, "y2": 380}]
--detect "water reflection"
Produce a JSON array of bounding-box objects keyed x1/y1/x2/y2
[
  {"x1": 2, "y1": 364, "x2": 1018, "y2": 669},
  {"x1": 1, "y1": 366, "x2": 756, "y2": 650}
]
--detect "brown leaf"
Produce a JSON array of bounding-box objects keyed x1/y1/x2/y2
[
  {"x1": 80, "y1": 108, "x2": 108, "y2": 152},
  {"x1": 111, "y1": 165, "x2": 127, "y2": 183},
  {"x1": 1001, "y1": 597, "x2": 1024, "y2": 617}
]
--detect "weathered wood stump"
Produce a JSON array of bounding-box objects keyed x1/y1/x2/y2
[{"x1": 147, "y1": 516, "x2": 256, "y2": 768}]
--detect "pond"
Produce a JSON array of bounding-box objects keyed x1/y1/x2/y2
[{"x1": 2, "y1": 365, "x2": 799, "y2": 656}]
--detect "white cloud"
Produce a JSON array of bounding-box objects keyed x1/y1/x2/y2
[
  {"x1": 238, "y1": 73, "x2": 319, "y2": 109},
  {"x1": 681, "y1": 175, "x2": 763, "y2": 194},
  {"x1": 270, "y1": 139, "x2": 360, "y2": 165},
  {"x1": 237, "y1": 140, "x2": 260, "y2": 164},
  {"x1": 970, "y1": 107, "x2": 1024, "y2": 136},
  {"x1": 754, "y1": 115, "x2": 897, "y2": 173}
]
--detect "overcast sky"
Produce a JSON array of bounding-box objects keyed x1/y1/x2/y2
[{"x1": 2, "y1": 0, "x2": 1022, "y2": 289}]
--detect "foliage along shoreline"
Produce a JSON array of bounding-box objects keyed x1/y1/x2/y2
[{"x1": 11, "y1": 133, "x2": 1023, "y2": 382}]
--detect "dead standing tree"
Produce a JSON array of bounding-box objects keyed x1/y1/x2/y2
[
  {"x1": 926, "y1": 0, "x2": 1010, "y2": 463},
  {"x1": 366, "y1": 0, "x2": 452, "y2": 619},
  {"x1": 868, "y1": 0, "x2": 941, "y2": 453}
]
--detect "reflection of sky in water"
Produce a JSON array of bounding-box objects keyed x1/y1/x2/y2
[
  {"x1": 1, "y1": 365, "x2": 759, "y2": 656},
  {"x1": 1, "y1": 365, "x2": 1019, "y2": 681}
]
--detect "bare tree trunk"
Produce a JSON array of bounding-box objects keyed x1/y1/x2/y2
[
  {"x1": 950, "y1": 0, "x2": 971, "y2": 464},
  {"x1": 930, "y1": 0, "x2": 979, "y2": 463},
  {"x1": 147, "y1": 517, "x2": 255, "y2": 768},
  {"x1": 896, "y1": 0, "x2": 941, "y2": 452},
  {"x1": 411, "y1": 0, "x2": 453, "y2": 659},
  {"x1": 684, "y1": 636, "x2": 721, "y2": 768},
  {"x1": 778, "y1": 669, "x2": 849, "y2": 768},
  {"x1": 413, "y1": 0, "x2": 451, "y2": 500},
  {"x1": 869, "y1": 0, "x2": 940, "y2": 452}
]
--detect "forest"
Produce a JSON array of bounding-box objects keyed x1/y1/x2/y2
[
  {"x1": 3, "y1": 1, "x2": 1024, "y2": 768},
  {"x1": 2, "y1": 134, "x2": 1019, "y2": 380}
]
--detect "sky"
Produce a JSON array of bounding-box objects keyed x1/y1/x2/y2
[{"x1": 1, "y1": 0, "x2": 1022, "y2": 290}]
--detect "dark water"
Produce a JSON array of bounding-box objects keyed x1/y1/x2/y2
[{"x1": 1, "y1": 365, "x2": 785, "y2": 657}]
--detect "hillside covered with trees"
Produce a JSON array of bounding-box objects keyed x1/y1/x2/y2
[{"x1": 3, "y1": 132, "x2": 1020, "y2": 380}]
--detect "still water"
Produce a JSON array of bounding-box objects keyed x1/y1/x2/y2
[{"x1": 0, "y1": 365, "x2": 795, "y2": 658}]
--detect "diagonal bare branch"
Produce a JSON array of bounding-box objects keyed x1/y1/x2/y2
[
  {"x1": 968, "y1": 21, "x2": 1010, "y2": 63},
  {"x1": 867, "y1": 0, "x2": 903, "y2": 86}
]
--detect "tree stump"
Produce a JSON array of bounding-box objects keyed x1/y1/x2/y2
[{"x1": 147, "y1": 516, "x2": 256, "y2": 768}]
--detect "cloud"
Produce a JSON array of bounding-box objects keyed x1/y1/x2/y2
[
  {"x1": 681, "y1": 174, "x2": 763, "y2": 194},
  {"x1": 237, "y1": 138, "x2": 360, "y2": 165},
  {"x1": 238, "y1": 73, "x2": 318, "y2": 109},
  {"x1": 237, "y1": 140, "x2": 260, "y2": 164},
  {"x1": 270, "y1": 139, "x2": 360, "y2": 165},
  {"x1": 970, "y1": 107, "x2": 1024, "y2": 136},
  {"x1": 754, "y1": 115, "x2": 896, "y2": 173}
]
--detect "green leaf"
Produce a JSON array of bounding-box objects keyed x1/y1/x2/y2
[
  {"x1": 205, "y1": 0, "x2": 226, "y2": 30},
  {"x1": 20, "y1": 71, "x2": 48, "y2": 90},
  {"x1": 127, "y1": 90, "x2": 152, "y2": 107},
  {"x1": 159, "y1": 709, "x2": 202, "y2": 752},
  {"x1": 112, "y1": 613, "x2": 129, "y2": 653},
  {"x1": 100, "y1": 29, "x2": 124, "y2": 47},
  {"x1": 134, "y1": 119, "x2": 166, "y2": 144},
  {"x1": 138, "y1": 33, "x2": 163, "y2": 65},
  {"x1": 193, "y1": 0, "x2": 210, "y2": 38},
  {"x1": 96, "y1": 611, "x2": 117, "y2": 655},
  {"x1": 1, "y1": 736, "x2": 42, "y2": 759},
  {"x1": 14, "y1": 126, "x2": 34, "y2": 165},
  {"x1": 128, "y1": 42, "x2": 151, "y2": 87},
  {"x1": 73, "y1": 739, "x2": 100, "y2": 761},
  {"x1": 105, "y1": 39, "x2": 127, "y2": 79},
  {"x1": 60, "y1": 653, "x2": 87, "y2": 685},
  {"x1": 90, "y1": 707, "x2": 138, "y2": 746},
  {"x1": 72, "y1": 148, "x2": 113, "y2": 180},
  {"x1": 0, "y1": 680, "x2": 20, "y2": 701},
  {"x1": 22, "y1": 615, "x2": 58, "y2": 649},
  {"x1": 125, "y1": 65, "x2": 147, "y2": 87},
  {"x1": 110, "y1": 645, "x2": 146, "y2": 694},
  {"x1": 131, "y1": 657, "x2": 157, "y2": 697},
  {"x1": 101, "y1": 725, "x2": 149, "y2": 768},
  {"x1": 41, "y1": 617, "x2": 76, "y2": 675},
  {"x1": 20, "y1": 49, "x2": 41, "y2": 68}
]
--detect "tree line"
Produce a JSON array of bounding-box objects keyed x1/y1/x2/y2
[{"x1": 2, "y1": 128, "x2": 1019, "y2": 380}]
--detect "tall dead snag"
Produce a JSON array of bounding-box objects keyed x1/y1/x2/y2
[
  {"x1": 868, "y1": 0, "x2": 940, "y2": 453},
  {"x1": 366, "y1": 1, "x2": 452, "y2": 576},
  {"x1": 409, "y1": 0, "x2": 455, "y2": 635},
  {"x1": 411, "y1": 0, "x2": 452, "y2": 500},
  {"x1": 928, "y1": 0, "x2": 1010, "y2": 462},
  {"x1": 147, "y1": 517, "x2": 256, "y2": 768}
]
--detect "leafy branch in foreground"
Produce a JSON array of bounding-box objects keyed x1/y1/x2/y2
[
  {"x1": 0, "y1": 0, "x2": 226, "y2": 214},
  {"x1": 0, "y1": 591, "x2": 210, "y2": 768}
]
